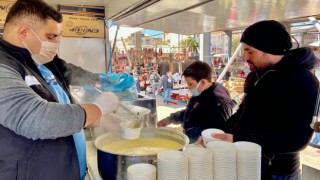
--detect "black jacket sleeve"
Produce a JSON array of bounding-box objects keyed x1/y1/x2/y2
[{"x1": 168, "y1": 109, "x2": 186, "y2": 124}]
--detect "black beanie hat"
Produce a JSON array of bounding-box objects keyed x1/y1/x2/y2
[{"x1": 240, "y1": 20, "x2": 292, "y2": 55}]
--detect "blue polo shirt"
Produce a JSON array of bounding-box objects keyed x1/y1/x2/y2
[{"x1": 38, "y1": 65, "x2": 86, "y2": 180}]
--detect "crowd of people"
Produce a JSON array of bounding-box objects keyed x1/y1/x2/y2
[{"x1": 0, "y1": 1, "x2": 319, "y2": 180}]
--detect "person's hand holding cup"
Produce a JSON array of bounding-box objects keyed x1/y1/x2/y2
[{"x1": 201, "y1": 128, "x2": 225, "y2": 147}]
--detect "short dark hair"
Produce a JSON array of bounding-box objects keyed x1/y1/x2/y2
[
  {"x1": 5, "y1": 0, "x2": 62, "y2": 27},
  {"x1": 182, "y1": 61, "x2": 212, "y2": 82}
]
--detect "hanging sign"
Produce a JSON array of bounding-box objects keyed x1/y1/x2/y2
[{"x1": 62, "y1": 14, "x2": 104, "y2": 38}]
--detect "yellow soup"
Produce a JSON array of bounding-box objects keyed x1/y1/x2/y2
[{"x1": 101, "y1": 138, "x2": 183, "y2": 155}]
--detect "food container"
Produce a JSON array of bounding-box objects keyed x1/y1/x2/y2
[
  {"x1": 94, "y1": 127, "x2": 189, "y2": 180},
  {"x1": 120, "y1": 121, "x2": 142, "y2": 139}
]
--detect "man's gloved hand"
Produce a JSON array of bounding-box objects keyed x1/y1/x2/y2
[
  {"x1": 100, "y1": 113, "x2": 126, "y2": 134},
  {"x1": 93, "y1": 92, "x2": 119, "y2": 115}
]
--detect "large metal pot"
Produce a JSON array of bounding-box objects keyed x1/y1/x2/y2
[{"x1": 94, "y1": 127, "x2": 189, "y2": 180}]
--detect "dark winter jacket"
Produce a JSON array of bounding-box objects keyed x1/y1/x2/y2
[
  {"x1": 169, "y1": 83, "x2": 234, "y2": 142},
  {"x1": 0, "y1": 38, "x2": 99, "y2": 179},
  {"x1": 226, "y1": 47, "x2": 319, "y2": 179}
]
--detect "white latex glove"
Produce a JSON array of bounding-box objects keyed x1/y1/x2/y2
[
  {"x1": 93, "y1": 92, "x2": 119, "y2": 115},
  {"x1": 100, "y1": 113, "x2": 126, "y2": 134}
]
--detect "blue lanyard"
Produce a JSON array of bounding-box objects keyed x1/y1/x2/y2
[{"x1": 38, "y1": 65, "x2": 86, "y2": 180}]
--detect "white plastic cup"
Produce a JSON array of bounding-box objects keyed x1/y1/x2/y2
[
  {"x1": 157, "y1": 150, "x2": 187, "y2": 161},
  {"x1": 120, "y1": 122, "x2": 142, "y2": 139},
  {"x1": 127, "y1": 163, "x2": 156, "y2": 180},
  {"x1": 201, "y1": 128, "x2": 225, "y2": 146}
]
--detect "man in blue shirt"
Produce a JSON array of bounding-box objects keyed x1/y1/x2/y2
[{"x1": 0, "y1": 0, "x2": 119, "y2": 179}]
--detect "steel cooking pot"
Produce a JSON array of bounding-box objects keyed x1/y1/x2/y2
[{"x1": 94, "y1": 127, "x2": 189, "y2": 180}]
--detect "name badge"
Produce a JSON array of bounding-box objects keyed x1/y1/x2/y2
[{"x1": 25, "y1": 75, "x2": 41, "y2": 86}]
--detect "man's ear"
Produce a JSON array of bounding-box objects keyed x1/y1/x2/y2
[
  {"x1": 17, "y1": 25, "x2": 29, "y2": 40},
  {"x1": 200, "y1": 79, "x2": 206, "y2": 85}
]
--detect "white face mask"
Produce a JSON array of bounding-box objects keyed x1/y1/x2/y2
[
  {"x1": 23, "y1": 29, "x2": 59, "y2": 65},
  {"x1": 190, "y1": 81, "x2": 202, "y2": 97}
]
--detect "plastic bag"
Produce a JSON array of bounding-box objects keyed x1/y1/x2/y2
[{"x1": 99, "y1": 73, "x2": 138, "y2": 100}]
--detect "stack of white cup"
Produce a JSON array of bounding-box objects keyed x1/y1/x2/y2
[
  {"x1": 127, "y1": 163, "x2": 156, "y2": 180},
  {"x1": 183, "y1": 147, "x2": 213, "y2": 180},
  {"x1": 206, "y1": 141, "x2": 236, "y2": 180},
  {"x1": 157, "y1": 150, "x2": 188, "y2": 180},
  {"x1": 234, "y1": 141, "x2": 262, "y2": 180}
]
